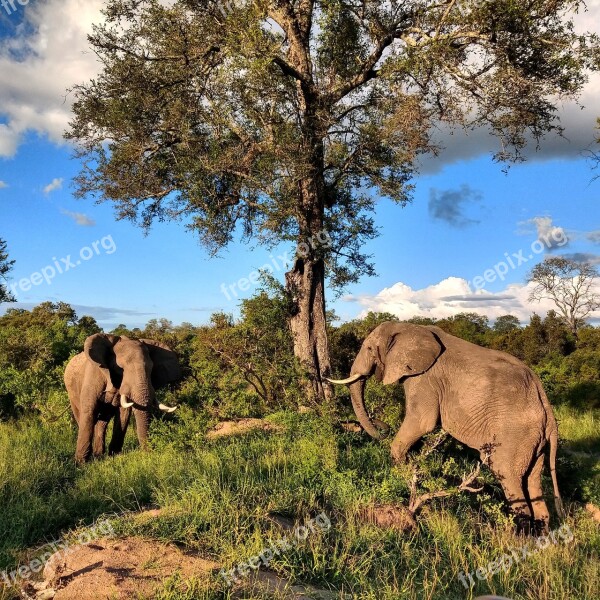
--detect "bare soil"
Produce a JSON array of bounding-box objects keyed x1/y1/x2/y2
[{"x1": 26, "y1": 537, "x2": 218, "y2": 599}]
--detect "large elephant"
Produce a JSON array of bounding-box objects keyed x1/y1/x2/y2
[
  {"x1": 328, "y1": 322, "x2": 563, "y2": 532},
  {"x1": 64, "y1": 334, "x2": 181, "y2": 464}
]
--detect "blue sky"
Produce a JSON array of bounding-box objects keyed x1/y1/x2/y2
[{"x1": 1, "y1": 1, "x2": 599, "y2": 330}]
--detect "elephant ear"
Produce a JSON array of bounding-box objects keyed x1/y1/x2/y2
[
  {"x1": 141, "y1": 339, "x2": 181, "y2": 389},
  {"x1": 84, "y1": 333, "x2": 120, "y2": 369},
  {"x1": 382, "y1": 325, "x2": 442, "y2": 385}
]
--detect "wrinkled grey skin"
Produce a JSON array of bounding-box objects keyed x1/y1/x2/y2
[
  {"x1": 64, "y1": 334, "x2": 181, "y2": 464},
  {"x1": 332, "y1": 322, "x2": 563, "y2": 532}
]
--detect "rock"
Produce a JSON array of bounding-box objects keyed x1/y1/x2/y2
[
  {"x1": 36, "y1": 590, "x2": 56, "y2": 600},
  {"x1": 266, "y1": 513, "x2": 296, "y2": 531}
]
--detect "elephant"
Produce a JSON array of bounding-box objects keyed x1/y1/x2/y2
[
  {"x1": 327, "y1": 322, "x2": 563, "y2": 532},
  {"x1": 64, "y1": 333, "x2": 181, "y2": 464}
]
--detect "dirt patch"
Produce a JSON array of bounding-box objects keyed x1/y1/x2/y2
[
  {"x1": 16, "y1": 531, "x2": 351, "y2": 600},
  {"x1": 359, "y1": 504, "x2": 417, "y2": 532},
  {"x1": 585, "y1": 503, "x2": 600, "y2": 523},
  {"x1": 24, "y1": 537, "x2": 219, "y2": 599},
  {"x1": 206, "y1": 418, "x2": 283, "y2": 440}
]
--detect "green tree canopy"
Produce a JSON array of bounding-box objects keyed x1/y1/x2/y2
[
  {"x1": 67, "y1": 0, "x2": 597, "y2": 399},
  {"x1": 0, "y1": 239, "x2": 15, "y2": 303}
]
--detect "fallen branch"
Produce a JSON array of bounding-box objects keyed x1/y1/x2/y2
[{"x1": 408, "y1": 458, "x2": 486, "y2": 514}]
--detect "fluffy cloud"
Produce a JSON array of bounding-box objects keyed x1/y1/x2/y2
[
  {"x1": 43, "y1": 177, "x2": 63, "y2": 195},
  {"x1": 428, "y1": 185, "x2": 481, "y2": 227},
  {"x1": 0, "y1": 0, "x2": 104, "y2": 157},
  {"x1": 61, "y1": 209, "x2": 96, "y2": 227},
  {"x1": 0, "y1": 0, "x2": 598, "y2": 166},
  {"x1": 346, "y1": 276, "x2": 600, "y2": 323},
  {"x1": 0, "y1": 181, "x2": 7, "y2": 189}
]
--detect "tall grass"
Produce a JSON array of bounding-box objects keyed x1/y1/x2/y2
[{"x1": 0, "y1": 406, "x2": 598, "y2": 599}]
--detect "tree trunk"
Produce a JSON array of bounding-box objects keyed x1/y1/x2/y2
[
  {"x1": 286, "y1": 254, "x2": 332, "y2": 402},
  {"x1": 285, "y1": 171, "x2": 333, "y2": 402}
]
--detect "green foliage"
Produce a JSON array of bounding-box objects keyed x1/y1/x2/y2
[
  {"x1": 0, "y1": 409, "x2": 598, "y2": 599},
  {"x1": 0, "y1": 294, "x2": 599, "y2": 598},
  {"x1": 0, "y1": 303, "x2": 100, "y2": 419},
  {"x1": 0, "y1": 239, "x2": 14, "y2": 303},
  {"x1": 436, "y1": 312, "x2": 490, "y2": 345},
  {"x1": 527, "y1": 256, "x2": 600, "y2": 334}
]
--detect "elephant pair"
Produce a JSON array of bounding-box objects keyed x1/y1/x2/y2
[
  {"x1": 64, "y1": 334, "x2": 181, "y2": 464},
  {"x1": 328, "y1": 322, "x2": 563, "y2": 533},
  {"x1": 67, "y1": 323, "x2": 563, "y2": 532}
]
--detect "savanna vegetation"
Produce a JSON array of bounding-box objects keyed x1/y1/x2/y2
[
  {"x1": 0, "y1": 288, "x2": 598, "y2": 599},
  {"x1": 1, "y1": 0, "x2": 599, "y2": 595}
]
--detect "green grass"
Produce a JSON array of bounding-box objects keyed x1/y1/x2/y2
[{"x1": 0, "y1": 406, "x2": 598, "y2": 599}]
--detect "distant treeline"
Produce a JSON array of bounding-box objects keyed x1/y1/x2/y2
[{"x1": 1, "y1": 288, "x2": 599, "y2": 421}]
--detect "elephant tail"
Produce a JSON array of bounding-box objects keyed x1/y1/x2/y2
[{"x1": 535, "y1": 375, "x2": 565, "y2": 520}]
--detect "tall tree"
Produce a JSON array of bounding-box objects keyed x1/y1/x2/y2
[
  {"x1": 67, "y1": 0, "x2": 595, "y2": 400},
  {"x1": 0, "y1": 239, "x2": 15, "y2": 303},
  {"x1": 527, "y1": 256, "x2": 600, "y2": 334}
]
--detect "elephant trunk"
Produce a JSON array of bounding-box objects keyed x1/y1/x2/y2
[
  {"x1": 133, "y1": 407, "x2": 150, "y2": 451},
  {"x1": 129, "y1": 382, "x2": 153, "y2": 450},
  {"x1": 349, "y1": 378, "x2": 389, "y2": 440}
]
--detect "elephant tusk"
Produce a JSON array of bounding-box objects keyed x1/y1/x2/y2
[
  {"x1": 120, "y1": 395, "x2": 134, "y2": 408},
  {"x1": 325, "y1": 373, "x2": 365, "y2": 385},
  {"x1": 159, "y1": 403, "x2": 178, "y2": 413}
]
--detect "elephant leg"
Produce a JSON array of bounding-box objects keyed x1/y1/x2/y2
[
  {"x1": 92, "y1": 421, "x2": 109, "y2": 457},
  {"x1": 526, "y1": 452, "x2": 550, "y2": 534},
  {"x1": 108, "y1": 407, "x2": 132, "y2": 456},
  {"x1": 491, "y1": 464, "x2": 532, "y2": 533},
  {"x1": 75, "y1": 409, "x2": 95, "y2": 464},
  {"x1": 92, "y1": 405, "x2": 113, "y2": 458},
  {"x1": 390, "y1": 412, "x2": 438, "y2": 464}
]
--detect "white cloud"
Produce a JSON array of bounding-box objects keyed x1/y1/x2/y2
[
  {"x1": 43, "y1": 177, "x2": 63, "y2": 195},
  {"x1": 0, "y1": 0, "x2": 597, "y2": 166},
  {"x1": 0, "y1": 0, "x2": 104, "y2": 157},
  {"x1": 346, "y1": 276, "x2": 600, "y2": 323},
  {"x1": 61, "y1": 209, "x2": 96, "y2": 226},
  {"x1": 0, "y1": 181, "x2": 7, "y2": 189}
]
